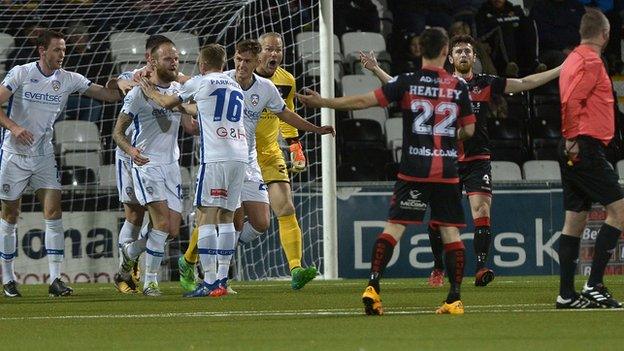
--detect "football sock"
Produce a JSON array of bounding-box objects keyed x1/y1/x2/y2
[
  {"x1": 126, "y1": 224, "x2": 149, "y2": 259},
  {"x1": 558, "y1": 234, "x2": 580, "y2": 298},
  {"x1": 216, "y1": 223, "x2": 236, "y2": 281},
  {"x1": 0, "y1": 219, "x2": 17, "y2": 284},
  {"x1": 183, "y1": 226, "x2": 199, "y2": 264},
  {"x1": 427, "y1": 223, "x2": 444, "y2": 270},
  {"x1": 198, "y1": 224, "x2": 218, "y2": 285},
  {"x1": 444, "y1": 241, "x2": 465, "y2": 303},
  {"x1": 45, "y1": 219, "x2": 64, "y2": 281},
  {"x1": 118, "y1": 220, "x2": 140, "y2": 267},
  {"x1": 588, "y1": 223, "x2": 620, "y2": 287},
  {"x1": 144, "y1": 228, "x2": 167, "y2": 288},
  {"x1": 473, "y1": 217, "x2": 491, "y2": 271},
  {"x1": 239, "y1": 221, "x2": 264, "y2": 244},
  {"x1": 367, "y1": 233, "x2": 397, "y2": 293},
  {"x1": 278, "y1": 214, "x2": 302, "y2": 270}
]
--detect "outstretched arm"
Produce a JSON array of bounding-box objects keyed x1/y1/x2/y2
[
  {"x1": 505, "y1": 65, "x2": 561, "y2": 94},
  {"x1": 296, "y1": 88, "x2": 379, "y2": 110},
  {"x1": 83, "y1": 79, "x2": 124, "y2": 102},
  {"x1": 360, "y1": 50, "x2": 393, "y2": 85},
  {"x1": 275, "y1": 108, "x2": 335, "y2": 136}
]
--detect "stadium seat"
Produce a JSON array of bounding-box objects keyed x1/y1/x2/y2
[
  {"x1": 352, "y1": 107, "x2": 387, "y2": 133},
  {"x1": 304, "y1": 61, "x2": 343, "y2": 81},
  {"x1": 390, "y1": 139, "x2": 402, "y2": 162},
  {"x1": 617, "y1": 160, "x2": 624, "y2": 180},
  {"x1": 160, "y1": 31, "x2": 200, "y2": 62},
  {"x1": 339, "y1": 119, "x2": 384, "y2": 149},
  {"x1": 488, "y1": 118, "x2": 523, "y2": 141},
  {"x1": 180, "y1": 166, "x2": 192, "y2": 189},
  {"x1": 63, "y1": 152, "x2": 101, "y2": 174},
  {"x1": 341, "y1": 32, "x2": 391, "y2": 73},
  {"x1": 109, "y1": 31, "x2": 149, "y2": 63},
  {"x1": 488, "y1": 118, "x2": 527, "y2": 164},
  {"x1": 384, "y1": 118, "x2": 402, "y2": 149},
  {"x1": 504, "y1": 93, "x2": 529, "y2": 120},
  {"x1": 338, "y1": 162, "x2": 380, "y2": 181},
  {"x1": 97, "y1": 164, "x2": 117, "y2": 188},
  {"x1": 295, "y1": 32, "x2": 342, "y2": 62},
  {"x1": 491, "y1": 161, "x2": 522, "y2": 181},
  {"x1": 532, "y1": 94, "x2": 560, "y2": 121},
  {"x1": 529, "y1": 116, "x2": 561, "y2": 160},
  {"x1": 522, "y1": 160, "x2": 561, "y2": 181},
  {"x1": 54, "y1": 121, "x2": 102, "y2": 154},
  {"x1": 341, "y1": 75, "x2": 380, "y2": 96},
  {"x1": 384, "y1": 162, "x2": 399, "y2": 181},
  {"x1": 0, "y1": 33, "x2": 14, "y2": 78},
  {"x1": 59, "y1": 166, "x2": 97, "y2": 186}
]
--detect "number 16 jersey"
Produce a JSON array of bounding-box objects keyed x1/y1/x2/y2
[
  {"x1": 374, "y1": 66, "x2": 476, "y2": 184},
  {"x1": 179, "y1": 72, "x2": 248, "y2": 164}
]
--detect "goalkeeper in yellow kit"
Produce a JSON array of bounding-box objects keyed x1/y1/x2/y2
[{"x1": 178, "y1": 32, "x2": 317, "y2": 290}]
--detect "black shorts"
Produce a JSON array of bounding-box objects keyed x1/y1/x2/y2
[
  {"x1": 458, "y1": 159, "x2": 492, "y2": 196},
  {"x1": 387, "y1": 180, "x2": 465, "y2": 227},
  {"x1": 559, "y1": 136, "x2": 624, "y2": 212}
]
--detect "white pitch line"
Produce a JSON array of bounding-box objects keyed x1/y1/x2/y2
[{"x1": 0, "y1": 304, "x2": 621, "y2": 321}]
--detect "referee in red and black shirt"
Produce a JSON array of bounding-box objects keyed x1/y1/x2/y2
[
  {"x1": 557, "y1": 8, "x2": 623, "y2": 309},
  {"x1": 297, "y1": 27, "x2": 476, "y2": 315}
]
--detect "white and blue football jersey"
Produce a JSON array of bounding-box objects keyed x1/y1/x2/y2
[
  {"x1": 179, "y1": 72, "x2": 248, "y2": 164},
  {"x1": 121, "y1": 82, "x2": 182, "y2": 165},
  {"x1": 1, "y1": 62, "x2": 92, "y2": 156},
  {"x1": 223, "y1": 70, "x2": 285, "y2": 165}
]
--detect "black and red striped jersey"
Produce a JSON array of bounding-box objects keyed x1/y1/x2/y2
[
  {"x1": 458, "y1": 73, "x2": 507, "y2": 161},
  {"x1": 375, "y1": 66, "x2": 476, "y2": 183}
]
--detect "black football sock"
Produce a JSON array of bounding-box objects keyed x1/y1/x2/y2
[
  {"x1": 367, "y1": 233, "x2": 397, "y2": 293},
  {"x1": 427, "y1": 223, "x2": 444, "y2": 270},
  {"x1": 558, "y1": 234, "x2": 580, "y2": 298},
  {"x1": 588, "y1": 223, "x2": 621, "y2": 287},
  {"x1": 444, "y1": 241, "x2": 465, "y2": 303},
  {"x1": 473, "y1": 217, "x2": 491, "y2": 271}
]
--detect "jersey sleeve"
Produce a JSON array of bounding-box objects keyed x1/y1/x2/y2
[
  {"x1": 279, "y1": 72, "x2": 299, "y2": 139},
  {"x1": 374, "y1": 74, "x2": 404, "y2": 107},
  {"x1": 120, "y1": 87, "x2": 143, "y2": 118},
  {"x1": 456, "y1": 81, "x2": 476, "y2": 126},
  {"x1": 179, "y1": 76, "x2": 201, "y2": 102},
  {"x1": 266, "y1": 82, "x2": 286, "y2": 113},
  {"x1": 489, "y1": 75, "x2": 507, "y2": 96},
  {"x1": 1, "y1": 65, "x2": 24, "y2": 93},
  {"x1": 68, "y1": 71, "x2": 92, "y2": 94},
  {"x1": 117, "y1": 71, "x2": 134, "y2": 80}
]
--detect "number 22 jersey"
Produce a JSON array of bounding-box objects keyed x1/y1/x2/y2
[{"x1": 374, "y1": 66, "x2": 476, "y2": 183}]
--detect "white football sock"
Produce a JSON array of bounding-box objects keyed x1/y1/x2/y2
[
  {"x1": 0, "y1": 219, "x2": 17, "y2": 284},
  {"x1": 217, "y1": 223, "x2": 236, "y2": 281},
  {"x1": 198, "y1": 224, "x2": 218, "y2": 285},
  {"x1": 144, "y1": 228, "x2": 167, "y2": 288},
  {"x1": 45, "y1": 219, "x2": 64, "y2": 281},
  {"x1": 238, "y1": 221, "x2": 264, "y2": 244}
]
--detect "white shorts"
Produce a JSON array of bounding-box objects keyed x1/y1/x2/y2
[
  {"x1": 194, "y1": 161, "x2": 246, "y2": 212},
  {"x1": 131, "y1": 162, "x2": 182, "y2": 213},
  {"x1": 240, "y1": 161, "x2": 269, "y2": 204},
  {"x1": 115, "y1": 155, "x2": 140, "y2": 205},
  {"x1": 0, "y1": 151, "x2": 61, "y2": 201}
]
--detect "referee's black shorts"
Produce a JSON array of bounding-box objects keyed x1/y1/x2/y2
[{"x1": 559, "y1": 135, "x2": 624, "y2": 212}]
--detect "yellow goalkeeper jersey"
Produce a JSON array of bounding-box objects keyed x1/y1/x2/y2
[{"x1": 255, "y1": 66, "x2": 298, "y2": 154}]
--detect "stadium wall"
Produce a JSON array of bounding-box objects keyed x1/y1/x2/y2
[{"x1": 9, "y1": 184, "x2": 624, "y2": 284}]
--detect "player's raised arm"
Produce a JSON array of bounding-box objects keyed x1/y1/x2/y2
[
  {"x1": 82, "y1": 78, "x2": 125, "y2": 102},
  {"x1": 139, "y1": 77, "x2": 182, "y2": 109},
  {"x1": 360, "y1": 50, "x2": 393, "y2": 84},
  {"x1": 296, "y1": 88, "x2": 379, "y2": 110},
  {"x1": 0, "y1": 86, "x2": 33, "y2": 145},
  {"x1": 112, "y1": 111, "x2": 149, "y2": 166},
  {"x1": 275, "y1": 107, "x2": 335, "y2": 136},
  {"x1": 504, "y1": 65, "x2": 562, "y2": 94}
]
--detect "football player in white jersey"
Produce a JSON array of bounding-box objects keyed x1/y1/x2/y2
[
  {"x1": 140, "y1": 44, "x2": 249, "y2": 298},
  {"x1": 113, "y1": 34, "x2": 176, "y2": 294},
  {"x1": 0, "y1": 30, "x2": 124, "y2": 297},
  {"x1": 172, "y1": 40, "x2": 334, "y2": 295},
  {"x1": 113, "y1": 40, "x2": 197, "y2": 296}
]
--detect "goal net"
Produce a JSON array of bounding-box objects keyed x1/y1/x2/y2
[{"x1": 0, "y1": 0, "x2": 325, "y2": 284}]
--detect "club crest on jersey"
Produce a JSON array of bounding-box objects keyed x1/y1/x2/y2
[
  {"x1": 51, "y1": 80, "x2": 61, "y2": 91},
  {"x1": 2, "y1": 184, "x2": 9, "y2": 193},
  {"x1": 146, "y1": 186, "x2": 154, "y2": 195},
  {"x1": 250, "y1": 93, "x2": 260, "y2": 106},
  {"x1": 472, "y1": 86, "x2": 481, "y2": 94},
  {"x1": 125, "y1": 186, "x2": 133, "y2": 196}
]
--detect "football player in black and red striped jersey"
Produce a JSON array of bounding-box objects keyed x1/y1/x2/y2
[
  {"x1": 298, "y1": 27, "x2": 476, "y2": 315},
  {"x1": 362, "y1": 34, "x2": 561, "y2": 288}
]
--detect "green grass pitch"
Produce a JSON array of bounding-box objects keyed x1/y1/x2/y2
[{"x1": 1, "y1": 275, "x2": 622, "y2": 350}]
